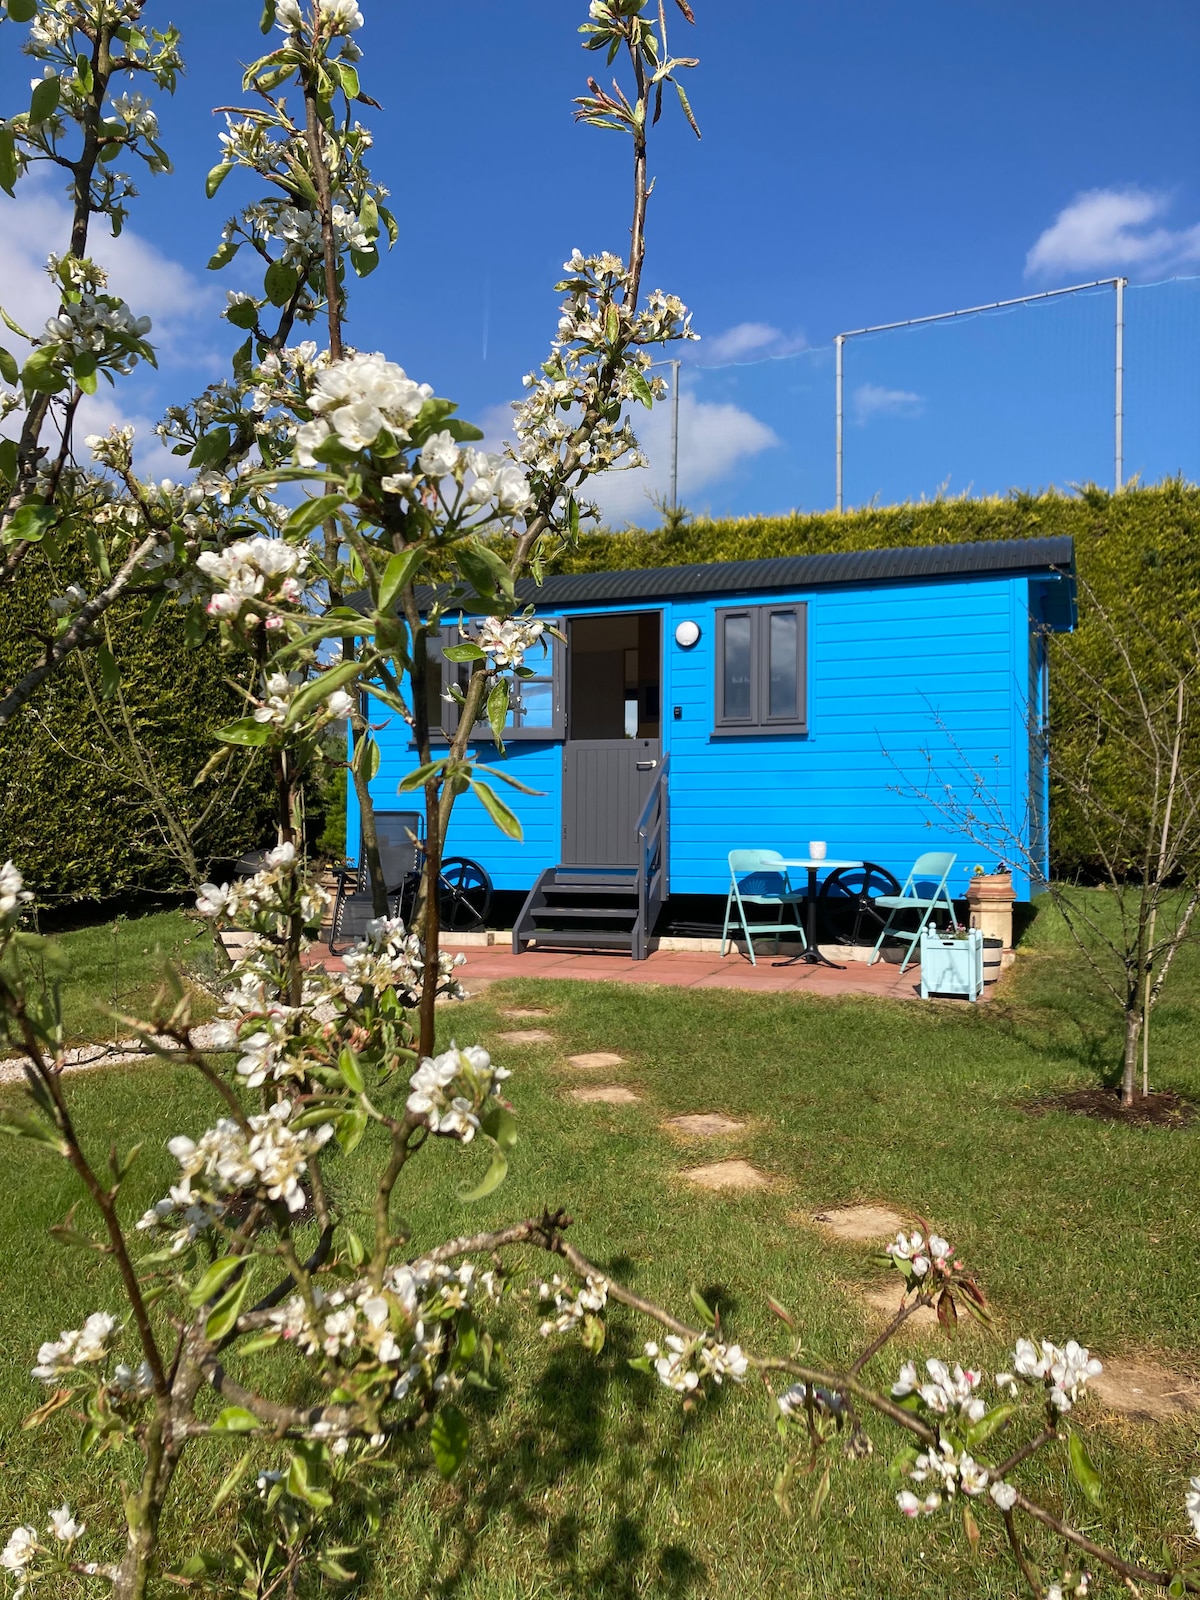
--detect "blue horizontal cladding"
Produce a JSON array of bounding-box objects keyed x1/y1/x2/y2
[
  {"x1": 352, "y1": 571, "x2": 1046, "y2": 901},
  {"x1": 347, "y1": 739, "x2": 562, "y2": 891},
  {"x1": 661, "y1": 573, "x2": 1036, "y2": 900}
]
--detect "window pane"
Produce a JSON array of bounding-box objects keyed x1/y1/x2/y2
[
  {"x1": 768, "y1": 611, "x2": 799, "y2": 719},
  {"x1": 722, "y1": 615, "x2": 752, "y2": 719},
  {"x1": 519, "y1": 680, "x2": 554, "y2": 728}
]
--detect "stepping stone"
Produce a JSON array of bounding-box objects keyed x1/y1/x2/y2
[
  {"x1": 682, "y1": 1159, "x2": 769, "y2": 1192},
  {"x1": 566, "y1": 1051, "x2": 626, "y2": 1070},
  {"x1": 1089, "y1": 1359, "x2": 1200, "y2": 1422},
  {"x1": 497, "y1": 1029, "x2": 557, "y2": 1045},
  {"x1": 860, "y1": 1281, "x2": 940, "y2": 1328},
  {"x1": 813, "y1": 1204, "x2": 906, "y2": 1244},
  {"x1": 500, "y1": 1007, "x2": 551, "y2": 1019},
  {"x1": 568, "y1": 1085, "x2": 640, "y2": 1105},
  {"x1": 665, "y1": 1113, "x2": 745, "y2": 1138}
]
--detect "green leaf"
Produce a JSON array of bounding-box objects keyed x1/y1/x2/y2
[
  {"x1": 207, "y1": 240, "x2": 241, "y2": 271},
  {"x1": 225, "y1": 295, "x2": 258, "y2": 329},
  {"x1": 429, "y1": 1404, "x2": 470, "y2": 1478},
  {"x1": 212, "y1": 1406, "x2": 259, "y2": 1433},
  {"x1": 284, "y1": 657, "x2": 363, "y2": 726},
  {"x1": 215, "y1": 716, "x2": 273, "y2": 747},
  {"x1": 377, "y1": 546, "x2": 424, "y2": 611},
  {"x1": 443, "y1": 418, "x2": 485, "y2": 443},
  {"x1": 335, "y1": 1108, "x2": 368, "y2": 1154},
  {"x1": 628, "y1": 368, "x2": 654, "y2": 408},
  {"x1": 188, "y1": 1256, "x2": 244, "y2": 1309},
  {"x1": 29, "y1": 74, "x2": 61, "y2": 125},
  {"x1": 398, "y1": 757, "x2": 447, "y2": 792},
  {"x1": 264, "y1": 257, "x2": 298, "y2": 307},
  {"x1": 456, "y1": 1139, "x2": 508, "y2": 1202},
  {"x1": 0, "y1": 129, "x2": 12, "y2": 198},
  {"x1": 0, "y1": 1111, "x2": 67, "y2": 1152},
  {"x1": 689, "y1": 1285, "x2": 716, "y2": 1328},
  {"x1": 3, "y1": 502, "x2": 56, "y2": 546},
  {"x1": 456, "y1": 537, "x2": 515, "y2": 605},
  {"x1": 190, "y1": 426, "x2": 233, "y2": 471},
  {"x1": 349, "y1": 246, "x2": 378, "y2": 279},
  {"x1": 20, "y1": 344, "x2": 67, "y2": 394},
  {"x1": 808, "y1": 1462, "x2": 831, "y2": 1525},
  {"x1": 212, "y1": 1449, "x2": 254, "y2": 1511},
  {"x1": 470, "y1": 778, "x2": 523, "y2": 841},
  {"x1": 284, "y1": 492, "x2": 343, "y2": 537},
  {"x1": 0, "y1": 345, "x2": 14, "y2": 388},
  {"x1": 443, "y1": 643, "x2": 485, "y2": 662},
  {"x1": 964, "y1": 1404, "x2": 1018, "y2": 1450},
  {"x1": 0, "y1": 438, "x2": 16, "y2": 482},
  {"x1": 1067, "y1": 1430, "x2": 1102, "y2": 1507},
  {"x1": 338, "y1": 1045, "x2": 364, "y2": 1093},
  {"x1": 486, "y1": 679, "x2": 509, "y2": 746},
  {"x1": 259, "y1": 0, "x2": 278, "y2": 31},
  {"x1": 286, "y1": 1452, "x2": 333, "y2": 1510},
  {"x1": 359, "y1": 192, "x2": 379, "y2": 239},
  {"x1": 5, "y1": 0, "x2": 39, "y2": 22},
  {"x1": 95, "y1": 644, "x2": 119, "y2": 698},
  {"x1": 205, "y1": 162, "x2": 232, "y2": 199},
  {"x1": 480, "y1": 1102, "x2": 518, "y2": 1151},
  {"x1": 205, "y1": 1274, "x2": 251, "y2": 1341},
  {"x1": 337, "y1": 62, "x2": 361, "y2": 100},
  {"x1": 71, "y1": 350, "x2": 98, "y2": 395}
]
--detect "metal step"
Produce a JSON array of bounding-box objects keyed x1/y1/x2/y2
[
  {"x1": 523, "y1": 928, "x2": 634, "y2": 948},
  {"x1": 529, "y1": 906, "x2": 639, "y2": 922},
  {"x1": 540, "y1": 882, "x2": 639, "y2": 900}
]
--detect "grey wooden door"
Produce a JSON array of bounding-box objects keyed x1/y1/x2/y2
[{"x1": 562, "y1": 739, "x2": 661, "y2": 865}]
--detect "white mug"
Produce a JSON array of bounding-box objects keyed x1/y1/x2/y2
[{"x1": 809, "y1": 840, "x2": 827, "y2": 861}]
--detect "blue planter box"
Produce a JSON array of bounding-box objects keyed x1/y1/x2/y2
[{"x1": 920, "y1": 927, "x2": 984, "y2": 1001}]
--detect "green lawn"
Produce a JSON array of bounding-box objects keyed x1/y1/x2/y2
[
  {"x1": 1, "y1": 907, "x2": 219, "y2": 1054},
  {"x1": 1, "y1": 900, "x2": 1198, "y2": 1597}
]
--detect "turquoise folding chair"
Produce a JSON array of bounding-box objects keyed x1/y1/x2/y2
[
  {"x1": 721, "y1": 850, "x2": 808, "y2": 967},
  {"x1": 868, "y1": 851, "x2": 957, "y2": 973}
]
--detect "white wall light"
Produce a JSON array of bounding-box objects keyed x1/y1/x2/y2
[{"x1": 674, "y1": 619, "x2": 701, "y2": 649}]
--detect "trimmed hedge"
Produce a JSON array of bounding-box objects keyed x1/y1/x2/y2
[
  {"x1": 0, "y1": 554, "x2": 277, "y2": 905},
  {"x1": 552, "y1": 483, "x2": 1200, "y2": 876}
]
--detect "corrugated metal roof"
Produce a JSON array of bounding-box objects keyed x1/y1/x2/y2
[
  {"x1": 504, "y1": 535, "x2": 1076, "y2": 605},
  {"x1": 402, "y1": 535, "x2": 1075, "y2": 613}
]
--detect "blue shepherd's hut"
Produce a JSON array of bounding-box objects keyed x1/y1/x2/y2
[{"x1": 348, "y1": 536, "x2": 1076, "y2": 958}]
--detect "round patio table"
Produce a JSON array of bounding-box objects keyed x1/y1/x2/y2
[{"x1": 774, "y1": 858, "x2": 864, "y2": 969}]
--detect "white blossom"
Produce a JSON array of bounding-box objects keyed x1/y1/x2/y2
[
  {"x1": 0, "y1": 860, "x2": 33, "y2": 922},
  {"x1": 405, "y1": 1041, "x2": 507, "y2": 1139},
  {"x1": 297, "y1": 352, "x2": 432, "y2": 465},
  {"x1": 1187, "y1": 1476, "x2": 1200, "y2": 1540},
  {"x1": 152, "y1": 1099, "x2": 333, "y2": 1217},
  {"x1": 1003, "y1": 1338, "x2": 1102, "y2": 1413},
  {"x1": 418, "y1": 429, "x2": 461, "y2": 479},
  {"x1": 1, "y1": 1526, "x2": 37, "y2": 1581},
  {"x1": 989, "y1": 1480, "x2": 1018, "y2": 1511},
  {"x1": 47, "y1": 1506, "x2": 84, "y2": 1543},
  {"x1": 474, "y1": 615, "x2": 545, "y2": 670},
  {"x1": 538, "y1": 1272, "x2": 608, "y2": 1336},
  {"x1": 32, "y1": 1311, "x2": 117, "y2": 1382}
]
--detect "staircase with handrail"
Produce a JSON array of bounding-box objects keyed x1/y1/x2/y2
[{"x1": 513, "y1": 755, "x2": 670, "y2": 961}]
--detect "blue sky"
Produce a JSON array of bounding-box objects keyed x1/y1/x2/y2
[{"x1": 3, "y1": 0, "x2": 1198, "y2": 519}]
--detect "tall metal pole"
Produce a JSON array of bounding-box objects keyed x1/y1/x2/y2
[
  {"x1": 834, "y1": 334, "x2": 844, "y2": 513},
  {"x1": 1114, "y1": 277, "x2": 1126, "y2": 492},
  {"x1": 669, "y1": 357, "x2": 681, "y2": 511}
]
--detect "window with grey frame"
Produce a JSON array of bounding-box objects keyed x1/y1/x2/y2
[
  {"x1": 714, "y1": 603, "x2": 808, "y2": 734},
  {"x1": 431, "y1": 619, "x2": 564, "y2": 742}
]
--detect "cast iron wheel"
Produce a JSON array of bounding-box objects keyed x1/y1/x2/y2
[
  {"x1": 817, "y1": 861, "x2": 902, "y2": 945},
  {"x1": 436, "y1": 857, "x2": 493, "y2": 932}
]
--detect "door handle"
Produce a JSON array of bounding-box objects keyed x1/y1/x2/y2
[{"x1": 636, "y1": 760, "x2": 657, "y2": 770}]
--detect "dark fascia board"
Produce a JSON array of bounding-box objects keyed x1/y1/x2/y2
[{"x1": 356, "y1": 535, "x2": 1077, "y2": 622}]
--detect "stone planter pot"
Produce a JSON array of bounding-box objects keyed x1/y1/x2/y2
[{"x1": 967, "y1": 871, "x2": 1015, "y2": 949}]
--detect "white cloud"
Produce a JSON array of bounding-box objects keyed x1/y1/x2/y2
[
  {"x1": 0, "y1": 182, "x2": 211, "y2": 359},
  {"x1": 692, "y1": 320, "x2": 807, "y2": 366},
  {"x1": 480, "y1": 392, "x2": 778, "y2": 526},
  {"x1": 852, "y1": 382, "x2": 923, "y2": 424},
  {"x1": 1025, "y1": 187, "x2": 1200, "y2": 279}
]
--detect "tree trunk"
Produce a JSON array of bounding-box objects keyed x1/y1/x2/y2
[{"x1": 1121, "y1": 1002, "x2": 1142, "y2": 1107}]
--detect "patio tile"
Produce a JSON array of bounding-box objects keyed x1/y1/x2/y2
[
  {"x1": 496, "y1": 1029, "x2": 557, "y2": 1045},
  {"x1": 681, "y1": 1159, "x2": 770, "y2": 1191},
  {"x1": 568, "y1": 1085, "x2": 640, "y2": 1105},
  {"x1": 566, "y1": 1051, "x2": 626, "y2": 1070}
]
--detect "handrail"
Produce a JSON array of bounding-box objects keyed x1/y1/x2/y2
[{"x1": 635, "y1": 754, "x2": 670, "y2": 958}]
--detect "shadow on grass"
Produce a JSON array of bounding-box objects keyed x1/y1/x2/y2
[{"x1": 380, "y1": 1310, "x2": 728, "y2": 1599}]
